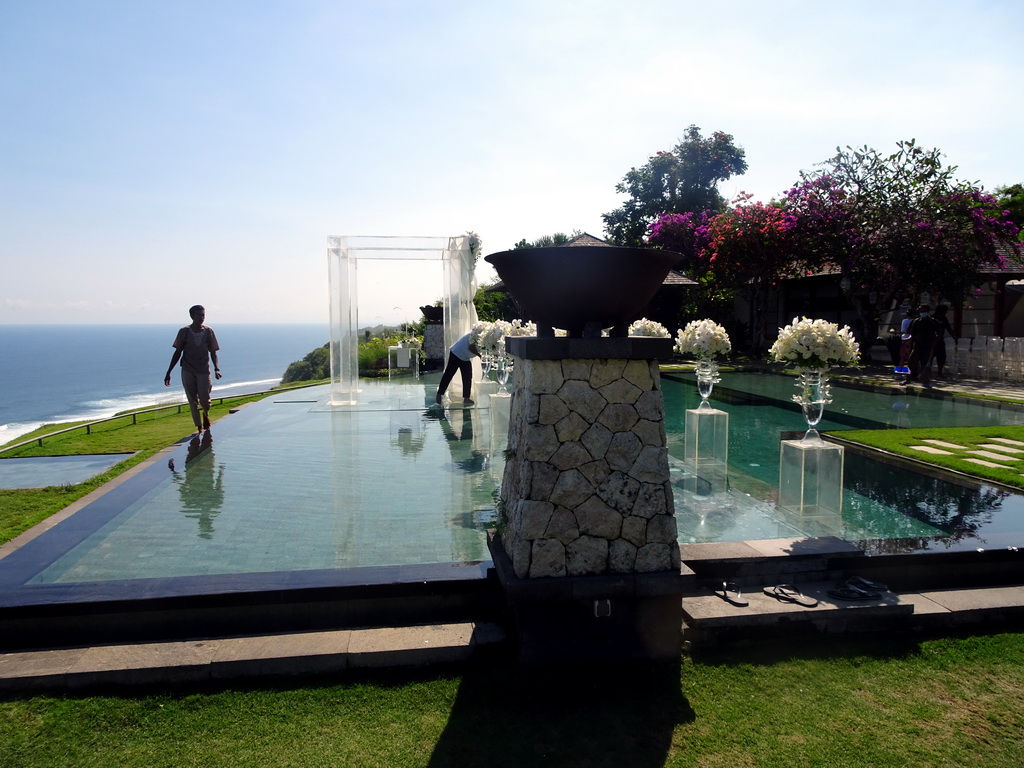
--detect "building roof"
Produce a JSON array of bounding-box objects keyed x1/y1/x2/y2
[
  {"x1": 562, "y1": 232, "x2": 612, "y2": 247},
  {"x1": 662, "y1": 269, "x2": 698, "y2": 286}
]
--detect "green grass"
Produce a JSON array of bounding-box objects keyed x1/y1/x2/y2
[
  {"x1": 1, "y1": 632, "x2": 1023, "y2": 767},
  {"x1": 0, "y1": 394, "x2": 270, "y2": 544},
  {"x1": 838, "y1": 425, "x2": 1024, "y2": 490}
]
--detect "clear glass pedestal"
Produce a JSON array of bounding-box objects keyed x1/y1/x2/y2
[
  {"x1": 684, "y1": 407, "x2": 729, "y2": 488},
  {"x1": 778, "y1": 438, "x2": 844, "y2": 534}
]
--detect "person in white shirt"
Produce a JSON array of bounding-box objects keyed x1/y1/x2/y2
[{"x1": 434, "y1": 332, "x2": 479, "y2": 405}]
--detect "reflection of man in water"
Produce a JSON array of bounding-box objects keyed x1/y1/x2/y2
[
  {"x1": 169, "y1": 432, "x2": 225, "y2": 539},
  {"x1": 432, "y1": 406, "x2": 487, "y2": 473}
]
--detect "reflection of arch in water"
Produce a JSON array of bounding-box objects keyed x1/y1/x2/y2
[
  {"x1": 170, "y1": 433, "x2": 225, "y2": 540},
  {"x1": 327, "y1": 235, "x2": 479, "y2": 406}
]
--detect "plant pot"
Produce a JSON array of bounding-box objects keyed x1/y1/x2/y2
[{"x1": 484, "y1": 245, "x2": 679, "y2": 338}]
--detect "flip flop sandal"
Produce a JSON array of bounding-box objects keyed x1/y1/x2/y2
[
  {"x1": 763, "y1": 584, "x2": 819, "y2": 608},
  {"x1": 714, "y1": 581, "x2": 749, "y2": 607},
  {"x1": 828, "y1": 586, "x2": 881, "y2": 601},
  {"x1": 846, "y1": 576, "x2": 888, "y2": 592}
]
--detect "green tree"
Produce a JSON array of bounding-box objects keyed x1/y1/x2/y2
[
  {"x1": 996, "y1": 183, "x2": 1024, "y2": 240},
  {"x1": 474, "y1": 281, "x2": 518, "y2": 321},
  {"x1": 512, "y1": 232, "x2": 574, "y2": 249},
  {"x1": 602, "y1": 125, "x2": 748, "y2": 246},
  {"x1": 792, "y1": 141, "x2": 1021, "y2": 316},
  {"x1": 281, "y1": 344, "x2": 330, "y2": 383}
]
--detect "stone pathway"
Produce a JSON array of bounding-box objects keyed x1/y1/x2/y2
[
  {"x1": 909, "y1": 436, "x2": 1024, "y2": 471},
  {"x1": 0, "y1": 622, "x2": 507, "y2": 693}
]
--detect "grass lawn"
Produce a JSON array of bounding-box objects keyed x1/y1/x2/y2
[
  {"x1": 837, "y1": 425, "x2": 1024, "y2": 491},
  {"x1": 1, "y1": 632, "x2": 1023, "y2": 767},
  {"x1": 0, "y1": 393, "x2": 270, "y2": 545}
]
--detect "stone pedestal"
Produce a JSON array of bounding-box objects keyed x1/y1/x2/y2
[
  {"x1": 684, "y1": 407, "x2": 728, "y2": 487},
  {"x1": 423, "y1": 321, "x2": 445, "y2": 370},
  {"x1": 778, "y1": 438, "x2": 844, "y2": 536},
  {"x1": 495, "y1": 337, "x2": 683, "y2": 662}
]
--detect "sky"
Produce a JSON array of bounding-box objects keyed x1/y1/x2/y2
[{"x1": 2, "y1": 0, "x2": 1023, "y2": 327}]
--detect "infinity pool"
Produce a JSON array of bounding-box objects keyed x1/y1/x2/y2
[{"x1": 2, "y1": 371, "x2": 1023, "y2": 603}]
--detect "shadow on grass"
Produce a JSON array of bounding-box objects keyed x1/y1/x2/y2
[{"x1": 426, "y1": 658, "x2": 693, "y2": 768}]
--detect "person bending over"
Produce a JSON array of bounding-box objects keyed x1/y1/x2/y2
[
  {"x1": 435, "y1": 332, "x2": 479, "y2": 405},
  {"x1": 164, "y1": 305, "x2": 222, "y2": 432}
]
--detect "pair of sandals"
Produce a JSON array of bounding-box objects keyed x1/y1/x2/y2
[
  {"x1": 715, "y1": 576, "x2": 889, "y2": 608},
  {"x1": 827, "y1": 576, "x2": 888, "y2": 601},
  {"x1": 714, "y1": 582, "x2": 818, "y2": 608}
]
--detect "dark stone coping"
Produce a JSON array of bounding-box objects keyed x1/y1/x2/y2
[
  {"x1": 505, "y1": 336, "x2": 674, "y2": 361},
  {"x1": 487, "y1": 532, "x2": 687, "y2": 603}
]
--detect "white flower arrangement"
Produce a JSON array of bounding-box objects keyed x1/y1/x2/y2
[
  {"x1": 504, "y1": 319, "x2": 537, "y2": 338},
  {"x1": 472, "y1": 318, "x2": 542, "y2": 355},
  {"x1": 675, "y1": 319, "x2": 732, "y2": 360},
  {"x1": 628, "y1": 318, "x2": 671, "y2": 338},
  {"x1": 470, "y1": 320, "x2": 509, "y2": 354},
  {"x1": 769, "y1": 316, "x2": 860, "y2": 370}
]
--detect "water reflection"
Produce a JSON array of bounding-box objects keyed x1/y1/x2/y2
[
  {"x1": 843, "y1": 451, "x2": 1005, "y2": 551},
  {"x1": 169, "y1": 433, "x2": 225, "y2": 540},
  {"x1": 663, "y1": 373, "x2": 1024, "y2": 552},
  {"x1": 427, "y1": 406, "x2": 489, "y2": 475}
]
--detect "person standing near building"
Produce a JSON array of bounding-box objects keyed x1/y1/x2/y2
[
  {"x1": 907, "y1": 304, "x2": 941, "y2": 385},
  {"x1": 164, "y1": 305, "x2": 222, "y2": 433},
  {"x1": 932, "y1": 305, "x2": 957, "y2": 377}
]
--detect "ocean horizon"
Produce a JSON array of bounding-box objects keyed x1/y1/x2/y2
[{"x1": 0, "y1": 323, "x2": 329, "y2": 444}]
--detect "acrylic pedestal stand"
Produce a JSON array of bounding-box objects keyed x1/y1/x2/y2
[
  {"x1": 778, "y1": 438, "x2": 844, "y2": 537},
  {"x1": 684, "y1": 407, "x2": 729, "y2": 493},
  {"x1": 387, "y1": 346, "x2": 419, "y2": 380}
]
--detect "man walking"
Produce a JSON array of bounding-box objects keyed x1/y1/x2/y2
[{"x1": 164, "y1": 305, "x2": 222, "y2": 433}]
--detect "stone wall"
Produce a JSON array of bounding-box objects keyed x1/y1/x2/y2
[
  {"x1": 499, "y1": 345, "x2": 679, "y2": 578},
  {"x1": 423, "y1": 321, "x2": 445, "y2": 367}
]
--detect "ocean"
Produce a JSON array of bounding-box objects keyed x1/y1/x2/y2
[{"x1": 0, "y1": 324, "x2": 329, "y2": 444}]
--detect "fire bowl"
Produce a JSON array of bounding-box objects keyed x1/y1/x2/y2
[{"x1": 484, "y1": 245, "x2": 679, "y2": 337}]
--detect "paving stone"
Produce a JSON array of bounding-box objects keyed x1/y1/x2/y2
[
  {"x1": 916, "y1": 585, "x2": 1024, "y2": 613},
  {"x1": 348, "y1": 624, "x2": 475, "y2": 668},
  {"x1": 965, "y1": 458, "x2": 1013, "y2": 469},
  {"x1": 0, "y1": 648, "x2": 85, "y2": 684},
  {"x1": 921, "y1": 439, "x2": 967, "y2": 450},
  {"x1": 910, "y1": 445, "x2": 954, "y2": 455},
  {"x1": 211, "y1": 631, "x2": 351, "y2": 677},
  {"x1": 977, "y1": 443, "x2": 1024, "y2": 454},
  {"x1": 67, "y1": 640, "x2": 217, "y2": 687},
  {"x1": 965, "y1": 450, "x2": 1018, "y2": 463},
  {"x1": 989, "y1": 437, "x2": 1024, "y2": 447}
]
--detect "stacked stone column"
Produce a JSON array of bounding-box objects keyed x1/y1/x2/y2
[{"x1": 499, "y1": 337, "x2": 679, "y2": 579}]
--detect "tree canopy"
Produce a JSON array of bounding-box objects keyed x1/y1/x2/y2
[
  {"x1": 602, "y1": 125, "x2": 747, "y2": 246},
  {"x1": 512, "y1": 232, "x2": 575, "y2": 249},
  {"x1": 786, "y1": 141, "x2": 1021, "y2": 313},
  {"x1": 647, "y1": 140, "x2": 1022, "y2": 348},
  {"x1": 997, "y1": 184, "x2": 1024, "y2": 240}
]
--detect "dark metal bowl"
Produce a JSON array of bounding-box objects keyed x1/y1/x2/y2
[{"x1": 484, "y1": 245, "x2": 679, "y2": 337}]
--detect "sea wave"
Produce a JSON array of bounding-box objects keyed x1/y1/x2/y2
[
  {"x1": 1, "y1": 378, "x2": 283, "y2": 447},
  {"x1": 0, "y1": 421, "x2": 45, "y2": 445}
]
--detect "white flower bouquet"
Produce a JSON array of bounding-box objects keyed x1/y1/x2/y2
[
  {"x1": 675, "y1": 319, "x2": 732, "y2": 360},
  {"x1": 470, "y1": 321, "x2": 500, "y2": 354},
  {"x1": 628, "y1": 317, "x2": 671, "y2": 338},
  {"x1": 769, "y1": 317, "x2": 859, "y2": 370},
  {"x1": 504, "y1": 319, "x2": 537, "y2": 338}
]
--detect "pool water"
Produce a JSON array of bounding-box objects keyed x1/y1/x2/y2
[
  {"x1": 663, "y1": 371, "x2": 1024, "y2": 552},
  {"x1": 4, "y1": 371, "x2": 1024, "y2": 597}
]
